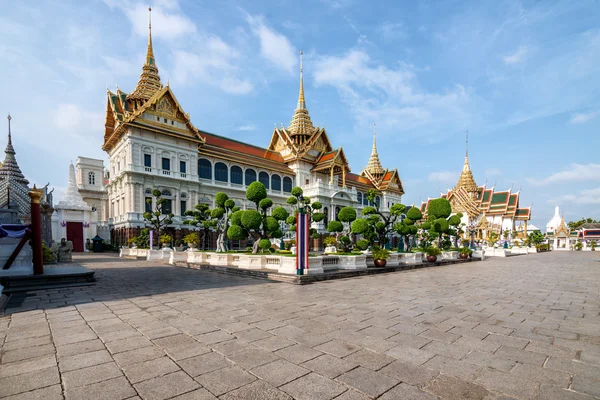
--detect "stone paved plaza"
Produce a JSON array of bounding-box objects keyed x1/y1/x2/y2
[{"x1": 0, "y1": 252, "x2": 599, "y2": 400}]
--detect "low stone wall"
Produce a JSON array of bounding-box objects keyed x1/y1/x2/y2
[
  {"x1": 510, "y1": 247, "x2": 529, "y2": 255},
  {"x1": 484, "y1": 248, "x2": 507, "y2": 257},
  {"x1": 441, "y1": 251, "x2": 459, "y2": 260}
]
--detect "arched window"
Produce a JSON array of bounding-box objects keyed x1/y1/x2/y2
[
  {"x1": 271, "y1": 174, "x2": 281, "y2": 191},
  {"x1": 198, "y1": 159, "x2": 212, "y2": 179},
  {"x1": 357, "y1": 192, "x2": 362, "y2": 204},
  {"x1": 335, "y1": 206, "x2": 341, "y2": 221},
  {"x1": 283, "y1": 177, "x2": 293, "y2": 193},
  {"x1": 259, "y1": 172, "x2": 270, "y2": 189},
  {"x1": 363, "y1": 194, "x2": 369, "y2": 206},
  {"x1": 245, "y1": 169, "x2": 257, "y2": 185},
  {"x1": 215, "y1": 162, "x2": 228, "y2": 182},
  {"x1": 323, "y1": 207, "x2": 329, "y2": 227},
  {"x1": 375, "y1": 196, "x2": 381, "y2": 208},
  {"x1": 88, "y1": 171, "x2": 95, "y2": 185},
  {"x1": 231, "y1": 166, "x2": 243, "y2": 185}
]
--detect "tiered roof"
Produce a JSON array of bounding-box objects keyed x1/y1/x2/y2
[{"x1": 0, "y1": 114, "x2": 31, "y2": 222}]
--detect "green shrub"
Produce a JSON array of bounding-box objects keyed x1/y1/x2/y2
[
  {"x1": 424, "y1": 246, "x2": 442, "y2": 256},
  {"x1": 372, "y1": 247, "x2": 391, "y2": 260},
  {"x1": 272, "y1": 206, "x2": 289, "y2": 221},
  {"x1": 246, "y1": 182, "x2": 267, "y2": 204},
  {"x1": 227, "y1": 225, "x2": 245, "y2": 240},
  {"x1": 183, "y1": 233, "x2": 199, "y2": 244},
  {"x1": 459, "y1": 247, "x2": 473, "y2": 255},
  {"x1": 338, "y1": 207, "x2": 357, "y2": 222},
  {"x1": 259, "y1": 198, "x2": 273, "y2": 210},
  {"x1": 159, "y1": 234, "x2": 172, "y2": 244},
  {"x1": 327, "y1": 220, "x2": 343, "y2": 233},
  {"x1": 355, "y1": 239, "x2": 369, "y2": 251},
  {"x1": 324, "y1": 236, "x2": 337, "y2": 247},
  {"x1": 427, "y1": 198, "x2": 452, "y2": 219},
  {"x1": 258, "y1": 239, "x2": 272, "y2": 251},
  {"x1": 241, "y1": 210, "x2": 262, "y2": 231}
]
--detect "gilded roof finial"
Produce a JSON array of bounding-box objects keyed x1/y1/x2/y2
[
  {"x1": 128, "y1": 5, "x2": 162, "y2": 103},
  {"x1": 7, "y1": 113, "x2": 12, "y2": 148},
  {"x1": 363, "y1": 122, "x2": 384, "y2": 176},
  {"x1": 298, "y1": 51, "x2": 305, "y2": 108},
  {"x1": 288, "y1": 50, "x2": 315, "y2": 138},
  {"x1": 454, "y1": 129, "x2": 478, "y2": 193}
]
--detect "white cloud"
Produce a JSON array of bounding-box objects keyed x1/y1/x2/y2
[
  {"x1": 53, "y1": 104, "x2": 104, "y2": 134},
  {"x1": 570, "y1": 110, "x2": 599, "y2": 125},
  {"x1": 236, "y1": 124, "x2": 256, "y2": 131},
  {"x1": 428, "y1": 171, "x2": 458, "y2": 184},
  {"x1": 549, "y1": 187, "x2": 600, "y2": 205},
  {"x1": 246, "y1": 14, "x2": 296, "y2": 74},
  {"x1": 105, "y1": 1, "x2": 196, "y2": 40},
  {"x1": 377, "y1": 22, "x2": 406, "y2": 40},
  {"x1": 528, "y1": 163, "x2": 600, "y2": 186},
  {"x1": 171, "y1": 48, "x2": 253, "y2": 95},
  {"x1": 502, "y1": 45, "x2": 528, "y2": 65},
  {"x1": 313, "y1": 49, "x2": 478, "y2": 138}
]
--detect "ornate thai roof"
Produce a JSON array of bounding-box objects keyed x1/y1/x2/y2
[
  {"x1": 0, "y1": 114, "x2": 31, "y2": 221},
  {"x1": 454, "y1": 132, "x2": 479, "y2": 194},
  {"x1": 288, "y1": 52, "x2": 316, "y2": 141},
  {"x1": 555, "y1": 215, "x2": 570, "y2": 237},
  {"x1": 311, "y1": 148, "x2": 350, "y2": 173},
  {"x1": 363, "y1": 124, "x2": 384, "y2": 176},
  {"x1": 127, "y1": 7, "x2": 162, "y2": 105}
]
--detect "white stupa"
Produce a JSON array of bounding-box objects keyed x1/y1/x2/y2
[
  {"x1": 546, "y1": 206, "x2": 562, "y2": 234},
  {"x1": 51, "y1": 162, "x2": 97, "y2": 252}
]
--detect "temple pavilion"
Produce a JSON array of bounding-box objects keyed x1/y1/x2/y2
[
  {"x1": 100, "y1": 9, "x2": 404, "y2": 245},
  {"x1": 0, "y1": 114, "x2": 31, "y2": 224},
  {"x1": 420, "y1": 135, "x2": 532, "y2": 240}
]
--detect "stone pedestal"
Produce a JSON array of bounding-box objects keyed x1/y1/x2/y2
[{"x1": 0, "y1": 237, "x2": 32, "y2": 274}]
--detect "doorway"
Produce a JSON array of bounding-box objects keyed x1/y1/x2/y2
[{"x1": 66, "y1": 222, "x2": 84, "y2": 252}]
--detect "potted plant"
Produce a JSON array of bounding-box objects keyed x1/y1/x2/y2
[
  {"x1": 372, "y1": 247, "x2": 391, "y2": 267},
  {"x1": 324, "y1": 236, "x2": 337, "y2": 254},
  {"x1": 159, "y1": 234, "x2": 172, "y2": 248},
  {"x1": 459, "y1": 247, "x2": 472, "y2": 259},
  {"x1": 574, "y1": 241, "x2": 583, "y2": 251},
  {"x1": 183, "y1": 233, "x2": 199, "y2": 249},
  {"x1": 127, "y1": 237, "x2": 136, "y2": 248},
  {"x1": 425, "y1": 246, "x2": 441, "y2": 262},
  {"x1": 591, "y1": 241, "x2": 597, "y2": 251}
]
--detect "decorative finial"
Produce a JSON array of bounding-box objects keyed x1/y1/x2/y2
[
  {"x1": 7, "y1": 113, "x2": 12, "y2": 145},
  {"x1": 149, "y1": 6, "x2": 152, "y2": 31},
  {"x1": 298, "y1": 50, "x2": 305, "y2": 107}
]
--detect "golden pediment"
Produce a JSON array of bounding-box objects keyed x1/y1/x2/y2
[{"x1": 157, "y1": 96, "x2": 176, "y2": 117}]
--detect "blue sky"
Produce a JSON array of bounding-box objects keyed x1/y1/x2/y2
[{"x1": 1, "y1": 0, "x2": 599, "y2": 229}]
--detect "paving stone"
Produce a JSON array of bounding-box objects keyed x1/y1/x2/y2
[
  {"x1": 195, "y1": 330, "x2": 234, "y2": 344},
  {"x1": 53, "y1": 330, "x2": 98, "y2": 346},
  {"x1": 0, "y1": 354, "x2": 56, "y2": 378},
  {"x1": 163, "y1": 342, "x2": 212, "y2": 361},
  {"x1": 533, "y1": 383, "x2": 597, "y2": 400},
  {"x1": 1, "y1": 384, "x2": 63, "y2": 400},
  {"x1": 178, "y1": 351, "x2": 233, "y2": 376},
  {"x1": 419, "y1": 328, "x2": 461, "y2": 344},
  {"x1": 59, "y1": 352, "x2": 114, "y2": 378},
  {"x1": 570, "y1": 375, "x2": 600, "y2": 398},
  {"x1": 421, "y1": 340, "x2": 471, "y2": 359},
  {"x1": 212, "y1": 338, "x2": 253, "y2": 356},
  {"x1": 113, "y1": 345, "x2": 166, "y2": 367},
  {"x1": 105, "y1": 336, "x2": 154, "y2": 354},
  {"x1": 62, "y1": 362, "x2": 122, "y2": 389},
  {"x1": 425, "y1": 374, "x2": 489, "y2": 399},
  {"x1": 122, "y1": 356, "x2": 180, "y2": 383},
  {"x1": 1, "y1": 344, "x2": 56, "y2": 363},
  {"x1": 224, "y1": 347, "x2": 279, "y2": 370},
  {"x1": 385, "y1": 344, "x2": 435, "y2": 365},
  {"x1": 253, "y1": 335, "x2": 296, "y2": 352},
  {"x1": 510, "y1": 362, "x2": 571, "y2": 387},
  {"x1": 423, "y1": 355, "x2": 482, "y2": 381},
  {"x1": 449, "y1": 327, "x2": 490, "y2": 340},
  {"x1": 300, "y1": 354, "x2": 357, "y2": 379},
  {"x1": 250, "y1": 359, "x2": 310, "y2": 386},
  {"x1": 2, "y1": 335, "x2": 52, "y2": 351},
  {"x1": 454, "y1": 336, "x2": 501, "y2": 353},
  {"x1": 463, "y1": 350, "x2": 516, "y2": 372},
  {"x1": 379, "y1": 383, "x2": 439, "y2": 400},
  {"x1": 380, "y1": 360, "x2": 439, "y2": 386},
  {"x1": 195, "y1": 365, "x2": 256, "y2": 396},
  {"x1": 525, "y1": 341, "x2": 578, "y2": 359},
  {"x1": 494, "y1": 345, "x2": 547, "y2": 366},
  {"x1": 275, "y1": 344, "x2": 323, "y2": 364},
  {"x1": 152, "y1": 333, "x2": 197, "y2": 348},
  {"x1": 0, "y1": 366, "x2": 60, "y2": 397},
  {"x1": 475, "y1": 370, "x2": 539, "y2": 399},
  {"x1": 170, "y1": 388, "x2": 218, "y2": 400},
  {"x1": 337, "y1": 366, "x2": 399, "y2": 398},
  {"x1": 134, "y1": 371, "x2": 200, "y2": 400},
  {"x1": 280, "y1": 372, "x2": 347, "y2": 400},
  {"x1": 389, "y1": 332, "x2": 432, "y2": 349},
  {"x1": 313, "y1": 339, "x2": 361, "y2": 358},
  {"x1": 64, "y1": 376, "x2": 136, "y2": 400},
  {"x1": 484, "y1": 333, "x2": 530, "y2": 350},
  {"x1": 333, "y1": 389, "x2": 372, "y2": 400},
  {"x1": 342, "y1": 348, "x2": 395, "y2": 370},
  {"x1": 56, "y1": 339, "x2": 106, "y2": 357}
]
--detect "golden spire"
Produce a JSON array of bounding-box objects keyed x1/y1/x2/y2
[
  {"x1": 288, "y1": 51, "x2": 315, "y2": 139},
  {"x1": 128, "y1": 6, "x2": 163, "y2": 103},
  {"x1": 454, "y1": 130, "x2": 479, "y2": 193},
  {"x1": 364, "y1": 123, "x2": 384, "y2": 176}
]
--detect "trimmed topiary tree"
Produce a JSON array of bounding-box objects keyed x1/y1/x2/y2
[
  {"x1": 353, "y1": 190, "x2": 405, "y2": 247},
  {"x1": 394, "y1": 206, "x2": 422, "y2": 252},
  {"x1": 143, "y1": 189, "x2": 174, "y2": 246},
  {"x1": 227, "y1": 182, "x2": 288, "y2": 253},
  {"x1": 286, "y1": 187, "x2": 325, "y2": 242}
]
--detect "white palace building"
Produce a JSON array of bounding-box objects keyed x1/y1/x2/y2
[{"x1": 77, "y1": 12, "x2": 405, "y2": 246}]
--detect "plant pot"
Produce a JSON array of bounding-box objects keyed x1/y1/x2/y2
[
  {"x1": 162, "y1": 243, "x2": 169, "y2": 248},
  {"x1": 426, "y1": 255, "x2": 437, "y2": 263},
  {"x1": 459, "y1": 253, "x2": 469, "y2": 259},
  {"x1": 374, "y1": 259, "x2": 387, "y2": 268}
]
